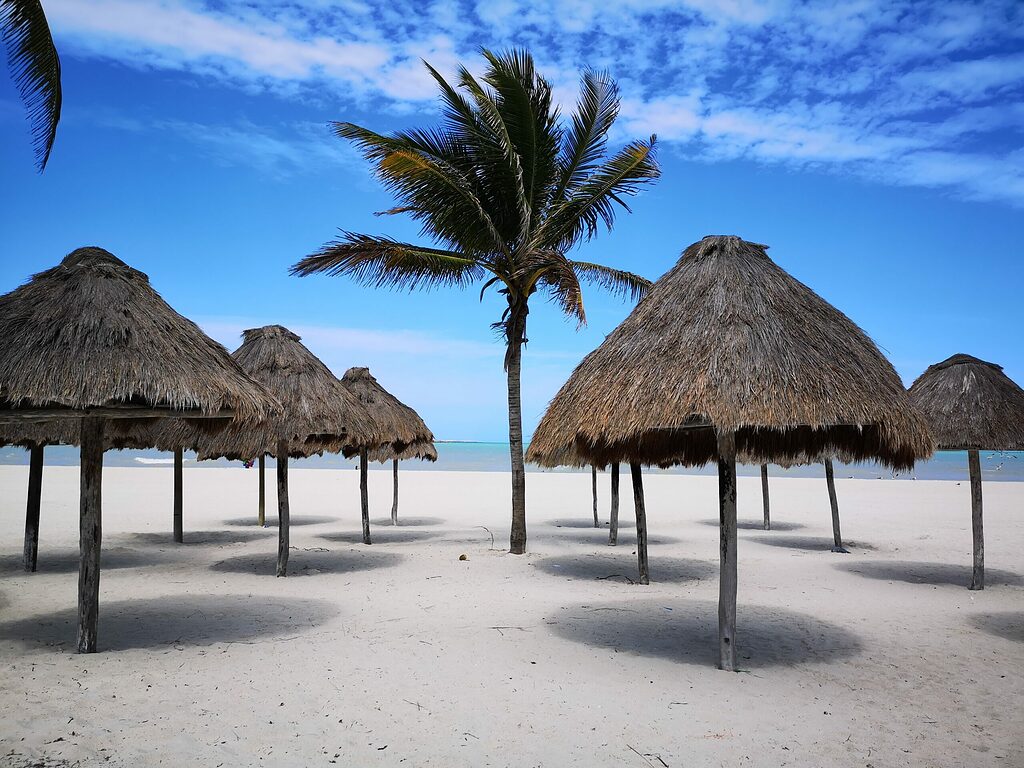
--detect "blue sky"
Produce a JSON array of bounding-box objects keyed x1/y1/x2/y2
[{"x1": 2, "y1": 0, "x2": 1022, "y2": 441}]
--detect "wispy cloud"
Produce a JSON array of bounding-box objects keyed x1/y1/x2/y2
[{"x1": 45, "y1": 0, "x2": 1024, "y2": 205}]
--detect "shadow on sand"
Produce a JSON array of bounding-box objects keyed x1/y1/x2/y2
[
  {"x1": 698, "y1": 518, "x2": 806, "y2": 532},
  {"x1": 969, "y1": 612, "x2": 1024, "y2": 643},
  {"x1": 548, "y1": 598, "x2": 863, "y2": 668},
  {"x1": 538, "y1": 522, "x2": 681, "y2": 547},
  {"x1": 210, "y1": 548, "x2": 403, "y2": 577},
  {"x1": 0, "y1": 546, "x2": 178, "y2": 577},
  {"x1": 370, "y1": 516, "x2": 446, "y2": 527},
  {"x1": 121, "y1": 530, "x2": 273, "y2": 546},
  {"x1": 749, "y1": 535, "x2": 877, "y2": 552},
  {"x1": 320, "y1": 529, "x2": 440, "y2": 545},
  {"x1": 834, "y1": 560, "x2": 1024, "y2": 587},
  {"x1": 221, "y1": 515, "x2": 339, "y2": 527},
  {"x1": 532, "y1": 553, "x2": 715, "y2": 585},
  {"x1": 0, "y1": 594, "x2": 339, "y2": 651}
]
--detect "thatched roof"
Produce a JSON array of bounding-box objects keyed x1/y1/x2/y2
[
  {"x1": 0, "y1": 247, "x2": 275, "y2": 423},
  {"x1": 171, "y1": 325, "x2": 381, "y2": 461},
  {"x1": 340, "y1": 367, "x2": 436, "y2": 461},
  {"x1": 527, "y1": 235, "x2": 934, "y2": 470},
  {"x1": 0, "y1": 418, "x2": 155, "y2": 450},
  {"x1": 908, "y1": 354, "x2": 1024, "y2": 451}
]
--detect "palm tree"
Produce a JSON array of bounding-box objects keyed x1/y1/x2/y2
[
  {"x1": 1, "y1": 0, "x2": 61, "y2": 170},
  {"x1": 291, "y1": 49, "x2": 659, "y2": 554}
]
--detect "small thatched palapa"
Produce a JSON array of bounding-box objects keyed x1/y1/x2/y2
[
  {"x1": 0, "y1": 247, "x2": 279, "y2": 653},
  {"x1": 528, "y1": 235, "x2": 933, "y2": 671},
  {"x1": 341, "y1": 367, "x2": 436, "y2": 533},
  {"x1": 909, "y1": 354, "x2": 1024, "y2": 590}
]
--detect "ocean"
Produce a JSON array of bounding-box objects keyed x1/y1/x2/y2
[{"x1": 2, "y1": 441, "x2": 1022, "y2": 482}]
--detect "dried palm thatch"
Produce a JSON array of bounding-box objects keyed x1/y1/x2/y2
[
  {"x1": 527, "y1": 235, "x2": 933, "y2": 672},
  {"x1": 0, "y1": 247, "x2": 274, "y2": 423},
  {"x1": 908, "y1": 354, "x2": 1024, "y2": 591},
  {"x1": 340, "y1": 366, "x2": 435, "y2": 532},
  {"x1": 908, "y1": 354, "x2": 1024, "y2": 451},
  {"x1": 528, "y1": 236, "x2": 933, "y2": 471}
]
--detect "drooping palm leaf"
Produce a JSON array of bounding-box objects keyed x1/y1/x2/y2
[
  {"x1": 569, "y1": 261, "x2": 652, "y2": 303},
  {"x1": 1, "y1": 0, "x2": 60, "y2": 171}
]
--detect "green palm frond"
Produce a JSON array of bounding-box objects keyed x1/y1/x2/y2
[
  {"x1": 569, "y1": 261, "x2": 652, "y2": 303},
  {"x1": 1, "y1": 0, "x2": 60, "y2": 171},
  {"x1": 290, "y1": 233, "x2": 487, "y2": 291},
  {"x1": 554, "y1": 68, "x2": 619, "y2": 202}
]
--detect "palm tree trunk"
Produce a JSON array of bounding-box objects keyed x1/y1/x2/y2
[
  {"x1": 24, "y1": 443, "x2": 43, "y2": 572},
  {"x1": 968, "y1": 449, "x2": 984, "y2": 590},
  {"x1": 760, "y1": 464, "x2": 770, "y2": 531},
  {"x1": 608, "y1": 463, "x2": 619, "y2": 546},
  {"x1": 391, "y1": 459, "x2": 399, "y2": 525},
  {"x1": 506, "y1": 306, "x2": 528, "y2": 555},
  {"x1": 824, "y1": 459, "x2": 848, "y2": 553},
  {"x1": 592, "y1": 466, "x2": 599, "y2": 527}
]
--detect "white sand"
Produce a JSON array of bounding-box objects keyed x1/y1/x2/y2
[{"x1": 0, "y1": 465, "x2": 1021, "y2": 767}]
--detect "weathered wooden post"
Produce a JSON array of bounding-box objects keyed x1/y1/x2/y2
[
  {"x1": 760, "y1": 464, "x2": 770, "y2": 531},
  {"x1": 24, "y1": 443, "x2": 44, "y2": 572},
  {"x1": 257, "y1": 454, "x2": 266, "y2": 527},
  {"x1": 360, "y1": 448, "x2": 371, "y2": 545},
  {"x1": 608, "y1": 463, "x2": 619, "y2": 546},
  {"x1": 78, "y1": 418, "x2": 105, "y2": 653},
  {"x1": 629, "y1": 462, "x2": 649, "y2": 585},
  {"x1": 276, "y1": 442, "x2": 289, "y2": 577},
  {"x1": 824, "y1": 459, "x2": 848, "y2": 553},
  {"x1": 172, "y1": 447, "x2": 183, "y2": 543},
  {"x1": 391, "y1": 458, "x2": 399, "y2": 525},
  {"x1": 968, "y1": 449, "x2": 984, "y2": 590},
  {"x1": 592, "y1": 465, "x2": 599, "y2": 527},
  {"x1": 717, "y1": 430, "x2": 738, "y2": 672}
]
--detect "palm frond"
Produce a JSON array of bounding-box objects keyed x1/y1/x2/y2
[
  {"x1": 553, "y1": 69, "x2": 619, "y2": 203},
  {"x1": 290, "y1": 232, "x2": 487, "y2": 291},
  {"x1": 569, "y1": 261, "x2": 651, "y2": 302},
  {"x1": 1, "y1": 0, "x2": 60, "y2": 171}
]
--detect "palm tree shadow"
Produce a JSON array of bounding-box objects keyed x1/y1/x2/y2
[
  {"x1": 0, "y1": 547, "x2": 178, "y2": 577},
  {"x1": 698, "y1": 518, "x2": 805, "y2": 532},
  {"x1": 0, "y1": 594, "x2": 339, "y2": 651},
  {"x1": 222, "y1": 515, "x2": 339, "y2": 527},
  {"x1": 968, "y1": 612, "x2": 1024, "y2": 643},
  {"x1": 749, "y1": 535, "x2": 877, "y2": 552},
  {"x1": 834, "y1": 561, "x2": 1024, "y2": 587},
  {"x1": 532, "y1": 553, "x2": 715, "y2": 585},
  {"x1": 319, "y1": 530, "x2": 440, "y2": 545},
  {"x1": 210, "y1": 548, "x2": 403, "y2": 577},
  {"x1": 548, "y1": 598, "x2": 863, "y2": 668}
]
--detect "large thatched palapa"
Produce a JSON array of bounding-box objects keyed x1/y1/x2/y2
[
  {"x1": 909, "y1": 353, "x2": 1024, "y2": 590},
  {"x1": 0, "y1": 247, "x2": 278, "y2": 652},
  {"x1": 341, "y1": 367, "x2": 436, "y2": 536},
  {"x1": 528, "y1": 235, "x2": 933, "y2": 671},
  {"x1": 164, "y1": 325, "x2": 381, "y2": 575}
]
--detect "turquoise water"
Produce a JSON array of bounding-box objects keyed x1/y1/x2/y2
[{"x1": 2, "y1": 441, "x2": 1022, "y2": 482}]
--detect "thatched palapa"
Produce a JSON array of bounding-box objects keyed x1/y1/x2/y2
[
  {"x1": 909, "y1": 353, "x2": 1024, "y2": 590},
  {"x1": 341, "y1": 367, "x2": 436, "y2": 532},
  {"x1": 0, "y1": 247, "x2": 279, "y2": 653},
  {"x1": 528, "y1": 235, "x2": 934, "y2": 671}
]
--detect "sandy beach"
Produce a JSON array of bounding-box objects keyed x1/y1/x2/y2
[{"x1": 1, "y1": 466, "x2": 1021, "y2": 767}]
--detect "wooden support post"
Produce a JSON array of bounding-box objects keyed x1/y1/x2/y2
[
  {"x1": 360, "y1": 448, "x2": 371, "y2": 545},
  {"x1": 276, "y1": 441, "x2": 289, "y2": 577},
  {"x1": 630, "y1": 462, "x2": 649, "y2": 585},
  {"x1": 257, "y1": 454, "x2": 266, "y2": 527},
  {"x1": 760, "y1": 464, "x2": 771, "y2": 531},
  {"x1": 592, "y1": 466, "x2": 599, "y2": 527},
  {"x1": 78, "y1": 418, "x2": 105, "y2": 653},
  {"x1": 608, "y1": 463, "x2": 620, "y2": 546},
  {"x1": 24, "y1": 443, "x2": 44, "y2": 572},
  {"x1": 824, "y1": 459, "x2": 848, "y2": 553},
  {"x1": 717, "y1": 430, "x2": 738, "y2": 672},
  {"x1": 391, "y1": 459, "x2": 399, "y2": 525},
  {"x1": 968, "y1": 449, "x2": 984, "y2": 590},
  {"x1": 173, "y1": 447, "x2": 183, "y2": 543}
]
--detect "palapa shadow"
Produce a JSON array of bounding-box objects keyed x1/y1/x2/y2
[
  {"x1": 0, "y1": 594, "x2": 338, "y2": 651},
  {"x1": 532, "y1": 553, "x2": 714, "y2": 585},
  {"x1": 210, "y1": 548, "x2": 404, "y2": 577},
  {"x1": 319, "y1": 529, "x2": 440, "y2": 545},
  {"x1": 749, "y1": 534, "x2": 877, "y2": 552},
  {"x1": 0, "y1": 546, "x2": 178, "y2": 577},
  {"x1": 370, "y1": 516, "x2": 445, "y2": 527},
  {"x1": 546, "y1": 517, "x2": 610, "y2": 529},
  {"x1": 537, "y1": 523, "x2": 681, "y2": 547},
  {"x1": 122, "y1": 529, "x2": 273, "y2": 546},
  {"x1": 698, "y1": 518, "x2": 806, "y2": 532},
  {"x1": 221, "y1": 515, "x2": 338, "y2": 527},
  {"x1": 834, "y1": 560, "x2": 1024, "y2": 587},
  {"x1": 548, "y1": 598, "x2": 863, "y2": 668},
  {"x1": 969, "y1": 612, "x2": 1024, "y2": 643}
]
